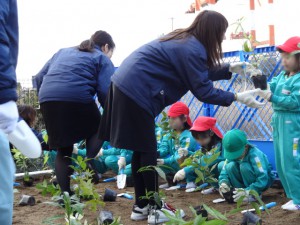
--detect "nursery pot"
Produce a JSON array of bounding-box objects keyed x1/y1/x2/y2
[
  {"x1": 103, "y1": 188, "x2": 117, "y2": 202},
  {"x1": 99, "y1": 210, "x2": 114, "y2": 225},
  {"x1": 23, "y1": 176, "x2": 34, "y2": 187},
  {"x1": 194, "y1": 205, "x2": 208, "y2": 219},
  {"x1": 19, "y1": 195, "x2": 36, "y2": 206},
  {"x1": 222, "y1": 188, "x2": 235, "y2": 204},
  {"x1": 251, "y1": 75, "x2": 268, "y2": 90},
  {"x1": 166, "y1": 173, "x2": 177, "y2": 187},
  {"x1": 241, "y1": 212, "x2": 262, "y2": 225},
  {"x1": 177, "y1": 156, "x2": 187, "y2": 166},
  {"x1": 126, "y1": 176, "x2": 134, "y2": 187}
]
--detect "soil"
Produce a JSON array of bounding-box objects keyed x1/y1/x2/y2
[{"x1": 13, "y1": 172, "x2": 300, "y2": 225}]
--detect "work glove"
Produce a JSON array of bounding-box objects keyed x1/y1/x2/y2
[
  {"x1": 96, "y1": 148, "x2": 104, "y2": 158},
  {"x1": 72, "y1": 144, "x2": 79, "y2": 155},
  {"x1": 230, "y1": 62, "x2": 262, "y2": 77},
  {"x1": 178, "y1": 148, "x2": 189, "y2": 157},
  {"x1": 257, "y1": 86, "x2": 272, "y2": 101},
  {"x1": 233, "y1": 188, "x2": 250, "y2": 202},
  {"x1": 118, "y1": 157, "x2": 126, "y2": 170},
  {"x1": 246, "y1": 68, "x2": 263, "y2": 77},
  {"x1": 236, "y1": 89, "x2": 265, "y2": 108},
  {"x1": 219, "y1": 182, "x2": 230, "y2": 197},
  {"x1": 157, "y1": 159, "x2": 164, "y2": 165},
  {"x1": 173, "y1": 169, "x2": 186, "y2": 183},
  {"x1": 0, "y1": 101, "x2": 19, "y2": 134}
]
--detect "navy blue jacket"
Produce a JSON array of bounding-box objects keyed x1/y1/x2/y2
[
  {"x1": 112, "y1": 36, "x2": 235, "y2": 117},
  {"x1": 35, "y1": 47, "x2": 115, "y2": 106},
  {"x1": 0, "y1": 0, "x2": 18, "y2": 104}
]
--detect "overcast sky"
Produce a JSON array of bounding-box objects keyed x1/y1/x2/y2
[{"x1": 16, "y1": 0, "x2": 300, "y2": 82}]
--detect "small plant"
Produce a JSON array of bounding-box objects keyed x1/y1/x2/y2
[
  {"x1": 36, "y1": 179, "x2": 61, "y2": 197},
  {"x1": 108, "y1": 217, "x2": 123, "y2": 225},
  {"x1": 45, "y1": 192, "x2": 86, "y2": 225}
]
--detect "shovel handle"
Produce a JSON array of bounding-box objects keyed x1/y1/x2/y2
[{"x1": 103, "y1": 177, "x2": 117, "y2": 182}]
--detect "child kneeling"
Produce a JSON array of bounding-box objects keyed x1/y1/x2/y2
[{"x1": 219, "y1": 129, "x2": 274, "y2": 202}]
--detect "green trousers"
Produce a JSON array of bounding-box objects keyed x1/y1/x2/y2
[{"x1": 272, "y1": 111, "x2": 300, "y2": 204}]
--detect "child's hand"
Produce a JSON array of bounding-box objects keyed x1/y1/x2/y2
[
  {"x1": 118, "y1": 157, "x2": 126, "y2": 170},
  {"x1": 178, "y1": 148, "x2": 188, "y2": 157},
  {"x1": 233, "y1": 188, "x2": 250, "y2": 202},
  {"x1": 257, "y1": 87, "x2": 272, "y2": 101},
  {"x1": 157, "y1": 159, "x2": 164, "y2": 165},
  {"x1": 219, "y1": 182, "x2": 230, "y2": 197},
  {"x1": 173, "y1": 169, "x2": 186, "y2": 183},
  {"x1": 96, "y1": 148, "x2": 104, "y2": 158}
]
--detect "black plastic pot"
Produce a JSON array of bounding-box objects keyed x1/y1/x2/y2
[
  {"x1": 103, "y1": 188, "x2": 117, "y2": 202},
  {"x1": 99, "y1": 210, "x2": 114, "y2": 225},
  {"x1": 23, "y1": 176, "x2": 34, "y2": 187},
  {"x1": 222, "y1": 188, "x2": 235, "y2": 204},
  {"x1": 19, "y1": 195, "x2": 36, "y2": 206},
  {"x1": 241, "y1": 212, "x2": 262, "y2": 225},
  {"x1": 252, "y1": 75, "x2": 268, "y2": 90},
  {"x1": 126, "y1": 176, "x2": 134, "y2": 187},
  {"x1": 166, "y1": 173, "x2": 177, "y2": 187},
  {"x1": 194, "y1": 205, "x2": 208, "y2": 219}
]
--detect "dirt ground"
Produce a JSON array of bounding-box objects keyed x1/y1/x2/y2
[{"x1": 13, "y1": 173, "x2": 300, "y2": 225}]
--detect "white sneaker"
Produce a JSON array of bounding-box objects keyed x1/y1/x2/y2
[
  {"x1": 283, "y1": 203, "x2": 300, "y2": 211},
  {"x1": 281, "y1": 200, "x2": 293, "y2": 209},
  {"x1": 148, "y1": 202, "x2": 185, "y2": 224},
  {"x1": 186, "y1": 182, "x2": 196, "y2": 189},
  {"x1": 159, "y1": 183, "x2": 169, "y2": 189},
  {"x1": 201, "y1": 187, "x2": 218, "y2": 195},
  {"x1": 130, "y1": 205, "x2": 149, "y2": 221}
]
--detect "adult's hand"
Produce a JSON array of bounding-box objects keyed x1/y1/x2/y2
[
  {"x1": 230, "y1": 62, "x2": 262, "y2": 77},
  {"x1": 236, "y1": 89, "x2": 265, "y2": 108},
  {"x1": 0, "y1": 101, "x2": 18, "y2": 134}
]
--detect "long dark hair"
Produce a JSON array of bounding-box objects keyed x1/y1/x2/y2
[
  {"x1": 78, "y1": 30, "x2": 115, "y2": 52},
  {"x1": 160, "y1": 10, "x2": 228, "y2": 68},
  {"x1": 18, "y1": 105, "x2": 37, "y2": 127}
]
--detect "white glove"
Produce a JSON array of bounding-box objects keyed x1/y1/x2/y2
[
  {"x1": 72, "y1": 144, "x2": 79, "y2": 155},
  {"x1": 257, "y1": 86, "x2": 272, "y2": 101},
  {"x1": 173, "y1": 169, "x2": 186, "y2": 183},
  {"x1": 236, "y1": 89, "x2": 265, "y2": 108},
  {"x1": 233, "y1": 188, "x2": 250, "y2": 202},
  {"x1": 230, "y1": 62, "x2": 262, "y2": 77},
  {"x1": 246, "y1": 68, "x2": 263, "y2": 77},
  {"x1": 157, "y1": 159, "x2": 164, "y2": 165},
  {"x1": 0, "y1": 101, "x2": 19, "y2": 134},
  {"x1": 96, "y1": 148, "x2": 104, "y2": 158},
  {"x1": 118, "y1": 157, "x2": 126, "y2": 170},
  {"x1": 178, "y1": 148, "x2": 188, "y2": 157},
  {"x1": 219, "y1": 182, "x2": 230, "y2": 194}
]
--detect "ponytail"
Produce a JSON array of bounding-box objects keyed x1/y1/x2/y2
[
  {"x1": 78, "y1": 39, "x2": 95, "y2": 52},
  {"x1": 78, "y1": 30, "x2": 115, "y2": 53}
]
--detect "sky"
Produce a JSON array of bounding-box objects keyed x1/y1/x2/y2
[{"x1": 17, "y1": 0, "x2": 300, "y2": 83}]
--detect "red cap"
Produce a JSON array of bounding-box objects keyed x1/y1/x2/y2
[
  {"x1": 190, "y1": 116, "x2": 223, "y2": 138},
  {"x1": 167, "y1": 102, "x2": 192, "y2": 127},
  {"x1": 277, "y1": 36, "x2": 300, "y2": 54}
]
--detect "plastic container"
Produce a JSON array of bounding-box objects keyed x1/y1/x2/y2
[
  {"x1": 222, "y1": 188, "x2": 235, "y2": 204},
  {"x1": 194, "y1": 205, "x2": 208, "y2": 219},
  {"x1": 251, "y1": 75, "x2": 268, "y2": 90},
  {"x1": 19, "y1": 195, "x2": 36, "y2": 206},
  {"x1": 241, "y1": 212, "x2": 262, "y2": 225},
  {"x1": 99, "y1": 210, "x2": 114, "y2": 225},
  {"x1": 103, "y1": 188, "x2": 117, "y2": 202},
  {"x1": 23, "y1": 176, "x2": 34, "y2": 187},
  {"x1": 166, "y1": 173, "x2": 177, "y2": 187}
]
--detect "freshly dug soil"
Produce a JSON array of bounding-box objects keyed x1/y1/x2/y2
[{"x1": 13, "y1": 173, "x2": 300, "y2": 225}]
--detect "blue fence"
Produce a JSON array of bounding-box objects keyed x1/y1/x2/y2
[{"x1": 156, "y1": 46, "x2": 281, "y2": 171}]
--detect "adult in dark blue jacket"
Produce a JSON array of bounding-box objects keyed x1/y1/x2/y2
[
  {"x1": 0, "y1": 0, "x2": 19, "y2": 224},
  {"x1": 99, "y1": 11, "x2": 264, "y2": 224},
  {"x1": 35, "y1": 31, "x2": 115, "y2": 194}
]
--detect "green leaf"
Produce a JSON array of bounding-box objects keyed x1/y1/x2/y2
[
  {"x1": 251, "y1": 202, "x2": 261, "y2": 216},
  {"x1": 205, "y1": 220, "x2": 228, "y2": 225},
  {"x1": 227, "y1": 207, "x2": 243, "y2": 215},
  {"x1": 203, "y1": 204, "x2": 228, "y2": 221},
  {"x1": 203, "y1": 152, "x2": 220, "y2": 166},
  {"x1": 194, "y1": 169, "x2": 205, "y2": 183},
  {"x1": 154, "y1": 166, "x2": 167, "y2": 181}
]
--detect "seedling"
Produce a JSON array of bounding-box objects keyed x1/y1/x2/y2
[{"x1": 36, "y1": 179, "x2": 61, "y2": 197}]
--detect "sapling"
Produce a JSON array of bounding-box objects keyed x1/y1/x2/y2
[{"x1": 36, "y1": 179, "x2": 60, "y2": 197}]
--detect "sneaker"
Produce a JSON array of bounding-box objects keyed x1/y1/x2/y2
[
  {"x1": 130, "y1": 205, "x2": 149, "y2": 221},
  {"x1": 159, "y1": 183, "x2": 170, "y2": 189},
  {"x1": 283, "y1": 203, "x2": 300, "y2": 211},
  {"x1": 281, "y1": 200, "x2": 293, "y2": 209},
  {"x1": 186, "y1": 182, "x2": 196, "y2": 189},
  {"x1": 148, "y1": 202, "x2": 185, "y2": 224},
  {"x1": 201, "y1": 187, "x2": 218, "y2": 195},
  {"x1": 242, "y1": 195, "x2": 256, "y2": 203}
]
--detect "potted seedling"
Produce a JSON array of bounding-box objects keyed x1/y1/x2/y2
[{"x1": 232, "y1": 17, "x2": 268, "y2": 90}]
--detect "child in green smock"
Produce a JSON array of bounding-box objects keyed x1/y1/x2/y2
[{"x1": 258, "y1": 36, "x2": 300, "y2": 210}]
